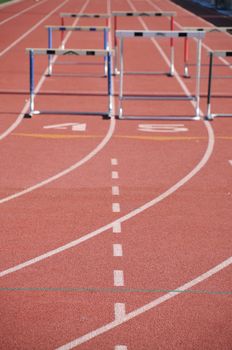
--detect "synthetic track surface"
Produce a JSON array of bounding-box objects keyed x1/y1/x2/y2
[{"x1": 0, "y1": 0, "x2": 231, "y2": 349}]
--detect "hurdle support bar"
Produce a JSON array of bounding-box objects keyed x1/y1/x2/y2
[
  {"x1": 183, "y1": 27, "x2": 232, "y2": 78},
  {"x1": 207, "y1": 50, "x2": 232, "y2": 120},
  {"x1": 46, "y1": 25, "x2": 110, "y2": 76},
  {"x1": 112, "y1": 11, "x2": 176, "y2": 75},
  {"x1": 24, "y1": 48, "x2": 113, "y2": 119},
  {"x1": 116, "y1": 30, "x2": 205, "y2": 120}
]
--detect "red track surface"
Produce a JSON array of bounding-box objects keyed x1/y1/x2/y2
[{"x1": 0, "y1": 0, "x2": 231, "y2": 349}]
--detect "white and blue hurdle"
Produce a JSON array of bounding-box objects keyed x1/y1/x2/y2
[
  {"x1": 183, "y1": 27, "x2": 232, "y2": 78},
  {"x1": 112, "y1": 11, "x2": 176, "y2": 75},
  {"x1": 116, "y1": 30, "x2": 205, "y2": 120},
  {"x1": 24, "y1": 48, "x2": 113, "y2": 119},
  {"x1": 207, "y1": 50, "x2": 232, "y2": 120},
  {"x1": 46, "y1": 25, "x2": 110, "y2": 76}
]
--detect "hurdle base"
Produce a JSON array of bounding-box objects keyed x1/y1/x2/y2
[{"x1": 24, "y1": 113, "x2": 32, "y2": 119}]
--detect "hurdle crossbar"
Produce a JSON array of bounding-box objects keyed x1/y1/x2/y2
[
  {"x1": 46, "y1": 25, "x2": 110, "y2": 75},
  {"x1": 183, "y1": 27, "x2": 232, "y2": 78},
  {"x1": 24, "y1": 48, "x2": 113, "y2": 119},
  {"x1": 112, "y1": 11, "x2": 176, "y2": 75},
  {"x1": 207, "y1": 50, "x2": 232, "y2": 120},
  {"x1": 116, "y1": 30, "x2": 205, "y2": 120}
]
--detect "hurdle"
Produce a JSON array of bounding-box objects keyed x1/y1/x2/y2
[
  {"x1": 116, "y1": 30, "x2": 205, "y2": 120},
  {"x1": 207, "y1": 50, "x2": 232, "y2": 120},
  {"x1": 46, "y1": 25, "x2": 110, "y2": 76},
  {"x1": 183, "y1": 27, "x2": 232, "y2": 78},
  {"x1": 24, "y1": 48, "x2": 113, "y2": 119},
  {"x1": 112, "y1": 11, "x2": 176, "y2": 75},
  {"x1": 60, "y1": 13, "x2": 110, "y2": 43}
]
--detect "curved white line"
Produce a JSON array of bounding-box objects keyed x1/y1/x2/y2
[{"x1": 0, "y1": 120, "x2": 214, "y2": 278}]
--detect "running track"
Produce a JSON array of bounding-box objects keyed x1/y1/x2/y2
[{"x1": 0, "y1": 0, "x2": 231, "y2": 349}]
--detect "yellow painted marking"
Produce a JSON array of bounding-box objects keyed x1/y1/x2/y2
[{"x1": 12, "y1": 133, "x2": 232, "y2": 141}]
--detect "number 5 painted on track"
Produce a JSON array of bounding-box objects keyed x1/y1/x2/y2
[
  {"x1": 138, "y1": 124, "x2": 188, "y2": 133},
  {"x1": 43, "y1": 123, "x2": 86, "y2": 131}
]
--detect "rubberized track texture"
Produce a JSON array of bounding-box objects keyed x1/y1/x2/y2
[{"x1": 0, "y1": 0, "x2": 231, "y2": 349}]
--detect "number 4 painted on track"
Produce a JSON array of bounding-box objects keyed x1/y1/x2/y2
[
  {"x1": 138, "y1": 124, "x2": 188, "y2": 133},
  {"x1": 43, "y1": 123, "x2": 86, "y2": 131}
]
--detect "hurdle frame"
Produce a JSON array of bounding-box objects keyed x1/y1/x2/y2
[
  {"x1": 183, "y1": 27, "x2": 232, "y2": 78},
  {"x1": 59, "y1": 13, "x2": 110, "y2": 42},
  {"x1": 46, "y1": 25, "x2": 110, "y2": 76},
  {"x1": 24, "y1": 48, "x2": 113, "y2": 119},
  {"x1": 112, "y1": 11, "x2": 176, "y2": 75},
  {"x1": 207, "y1": 50, "x2": 232, "y2": 120},
  {"x1": 116, "y1": 30, "x2": 205, "y2": 120}
]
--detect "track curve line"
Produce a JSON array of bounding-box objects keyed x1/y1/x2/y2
[{"x1": 0, "y1": 120, "x2": 214, "y2": 278}]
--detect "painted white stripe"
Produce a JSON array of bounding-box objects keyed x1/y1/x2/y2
[
  {"x1": 113, "y1": 222, "x2": 122, "y2": 233},
  {"x1": 0, "y1": 0, "x2": 48, "y2": 26},
  {"x1": 113, "y1": 244, "x2": 123, "y2": 257},
  {"x1": 111, "y1": 158, "x2": 118, "y2": 166},
  {"x1": 112, "y1": 171, "x2": 119, "y2": 179},
  {"x1": 0, "y1": 120, "x2": 214, "y2": 277},
  {"x1": 114, "y1": 303, "x2": 126, "y2": 321},
  {"x1": 0, "y1": 0, "x2": 71, "y2": 58},
  {"x1": 112, "y1": 203, "x2": 121, "y2": 213},
  {"x1": 229, "y1": 160, "x2": 232, "y2": 166},
  {"x1": 55, "y1": 256, "x2": 232, "y2": 349},
  {"x1": 114, "y1": 270, "x2": 124, "y2": 286},
  {"x1": 112, "y1": 186, "x2": 120, "y2": 196},
  {"x1": 115, "y1": 346, "x2": 127, "y2": 350},
  {"x1": 148, "y1": 0, "x2": 232, "y2": 70},
  {"x1": 0, "y1": 0, "x2": 214, "y2": 279}
]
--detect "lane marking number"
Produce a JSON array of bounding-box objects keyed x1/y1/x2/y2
[
  {"x1": 43, "y1": 123, "x2": 87, "y2": 132},
  {"x1": 138, "y1": 124, "x2": 188, "y2": 133}
]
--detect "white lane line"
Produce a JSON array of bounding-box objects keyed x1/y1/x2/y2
[
  {"x1": 229, "y1": 160, "x2": 232, "y2": 166},
  {"x1": 148, "y1": 0, "x2": 232, "y2": 70},
  {"x1": 113, "y1": 244, "x2": 123, "y2": 257},
  {"x1": 112, "y1": 203, "x2": 121, "y2": 213},
  {"x1": 113, "y1": 222, "x2": 122, "y2": 234},
  {"x1": 115, "y1": 346, "x2": 127, "y2": 350},
  {"x1": 0, "y1": 0, "x2": 71, "y2": 58},
  {"x1": 0, "y1": 120, "x2": 214, "y2": 278},
  {"x1": 112, "y1": 186, "x2": 120, "y2": 196},
  {"x1": 114, "y1": 270, "x2": 124, "y2": 287},
  {"x1": 0, "y1": 0, "x2": 117, "y2": 206},
  {"x1": 111, "y1": 158, "x2": 118, "y2": 166},
  {"x1": 0, "y1": 0, "x2": 48, "y2": 26},
  {"x1": 55, "y1": 256, "x2": 232, "y2": 349},
  {"x1": 114, "y1": 303, "x2": 126, "y2": 321},
  {"x1": 112, "y1": 171, "x2": 119, "y2": 179}
]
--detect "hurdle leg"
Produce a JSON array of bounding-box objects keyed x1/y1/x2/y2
[
  {"x1": 195, "y1": 38, "x2": 202, "y2": 120},
  {"x1": 184, "y1": 37, "x2": 190, "y2": 78},
  {"x1": 104, "y1": 28, "x2": 108, "y2": 77},
  {"x1": 169, "y1": 15, "x2": 174, "y2": 77},
  {"x1": 107, "y1": 52, "x2": 113, "y2": 118},
  {"x1": 118, "y1": 38, "x2": 124, "y2": 119},
  {"x1": 24, "y1": 49, "x2": 35, "y2": 118},
  {"x1": 48, "y1": 27, "x2": 53, "y2": 76},
  {"x1": 207, "y1": 52, "x2": 214, "y2": 120},
  {"x1": 114, "y1": 16, "x2": 119, "y2": 75},
  {"x1": 61, "y1": 17, "x2": 65, "y2": 49}
]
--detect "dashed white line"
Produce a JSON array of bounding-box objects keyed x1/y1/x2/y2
[
  {"x1": 112, "y1": 186, "x2": 120, "y2": 196},
  {"x1": 113, "y1": 222, "x2": 122, "y2": 233},
  {"x1": 112, "y1": 171, "x2": 119, "y2": 179},
  {"x1": 114, "y1": 270, "x2": 124, "y2": 287},
  {"x1": 114, "y1": 303, "x2": 126, "y2": 321},
  {"x1": 111, "y1": 158, "x2": 118, "y2": 166},
  {"x1": 112, "y1": 203, "x2": 121, "y2": 213},
  {"x1": 115, "y1": 346, "x2": 127, "y2": 350},
  {"x1": 113, "y1": 244, "x2": 123, "y2": 257}
]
